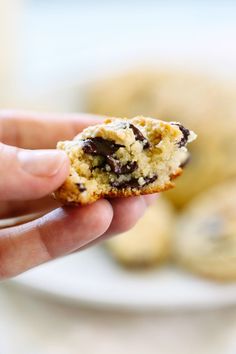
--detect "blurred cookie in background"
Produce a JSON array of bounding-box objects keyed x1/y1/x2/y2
[
  {"x1": 86, "y1": 70, "x2": 158, "y2": 118},
  {"x1": 106, "y1": 197, "x2": 174, "y2": 268},
  {"x1": 85, "y1": 70, "x2": 233, "y2": 123},
  {"x1": 172, "y1": 181, "x2": 236, "y2": 281},
  {"x1": 85, "y1": 69, "x2": 236, "y2": 208}
]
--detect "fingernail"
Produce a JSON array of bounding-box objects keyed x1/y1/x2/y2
[{"x1": 18, "y1": 150, "x2": 68, "y2": 177}]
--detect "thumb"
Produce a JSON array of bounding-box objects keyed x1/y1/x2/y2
[{"x1": 0, "y1": 143, "x2": 69, "y2": 201}]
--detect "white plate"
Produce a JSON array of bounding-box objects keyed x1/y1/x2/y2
[
  {"x1": 12, "y1": 73, "x2": 236, "y2": 312},
  {"x1": 13, "y1": 7, "x2": 236, "y2": 311},
  {"x1": 12, "y1": 246, "x2": 236, "y2": 311}
]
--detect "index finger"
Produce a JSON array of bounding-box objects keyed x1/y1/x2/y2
[
  {"x1": 0, "y1": 200, "x2": 113, "y2": 279},
  {"x1": 0, "y1": 110, "x2": 103, "y2": 149}
]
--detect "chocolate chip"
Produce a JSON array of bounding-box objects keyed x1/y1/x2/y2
[
  {"x1": 82, "y1": 137, "x2": 124, "y2": 156},
  {"x1": 143, "y1": 175, "x2": 158, "y2": 185},
  {"x1": 129, "y1": 123, "x2": 150, "y2": 149},
  {"x1": 83, "y1": 137, "x2": 138, "y2": 176},
  {"x1": 106, "y1": 157, "x2": 138, "y2": 174},
  {"x1": 76, "y1": 183, "x2": 86, "y2": 192},
  {"x1": 106, "y1": 156, "x2": 119, "y2": 173},
  {"x1": 179, "y1": 154, "x2": 191, "y2": 168},
  {"x1": 120, "y1": 161, "x2": 138, "y2": 174},
  {"x1": 172, "y1": 123, "x2": 190, "y2": 147},
  {"x1": 111, "y1": 175, "x2": 157, "y2": 189},
  {"x1": 111, "y1": 178, "x2": 139, "y2": 189}
]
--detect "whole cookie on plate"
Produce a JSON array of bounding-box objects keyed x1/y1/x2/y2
[
  {"x1": 54, "y1": 116, "x2": 196, "y2": 204},
  {"x1": 106, "y1": 197, "x2": 174, "y2": 267},
  {"x1": 85, "y1": 69, "x2": 236, "y2": 208},
  {"x1": 173, "y1": 181, "x2": 236, "y2": 281}
]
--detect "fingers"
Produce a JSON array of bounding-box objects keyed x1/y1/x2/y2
[
  {"x1": 0, "y1": 200, "x2": 113, "y2": 279},
  {"x1": 0, "y1": 195, "x2": 157, "y2": 278},
  {"x1": 0, "y1": 195, "x2": 158, "y2": 221},
  {"x1": 0, "y1": 110, "x2": 103, "y2": 149},
  {"x1": 104, "y1": 195, "x2": 159, "y2": 237},
  {"x1": 0, "y1": 196, "x2": 60, "y2": 219},
  {"x1": 0, "y1": 142, "x2": 69, "y2": 201},
  {"x1": 143, "y1": 194, "x2": 159, "y2": 206},
  {"x1": 105, "y1": 196, "x2": 147, "y2": 237},
  {"x1": 79, "y1": 196, "x2": 149, "y2": 250}
]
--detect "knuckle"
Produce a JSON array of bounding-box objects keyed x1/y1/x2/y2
[{"x1": 35, "y1": 221, "x2": 53, "y2": 259}]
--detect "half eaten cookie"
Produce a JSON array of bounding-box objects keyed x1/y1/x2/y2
[{"x1": 54, "y1": 116, "x2": 196, "y2": 204}]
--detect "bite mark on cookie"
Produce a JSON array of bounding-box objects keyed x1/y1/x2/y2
[{"x1": 54, "y1": 116, "x2": 196, "y2": 204}]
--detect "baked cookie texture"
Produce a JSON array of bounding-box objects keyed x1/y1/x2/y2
[
  {"x1": 85, "y1": 70, "x2": 236, "y2": 208},
  {"x1": 106, "y1": 197, "x2": 174, "y2": 267},
  {"x1": 173, "y1": 181, "x2": 236, "y2": 281},
  {"x1": 55, "y1": 116, "x2": 196, "y2": 205}
]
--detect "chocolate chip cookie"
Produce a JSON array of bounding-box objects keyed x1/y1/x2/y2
[
  {"x1": 54, "y1": 116, "x2": 196, "y2": 205},
  {"x1": 86, "y1": 69, "x2": 236, "y2": 208},
  {"x1": 106, "y1": 197, "x2": 174, "y2": 268},
  {"x1": 173, "y1": 181, "x2": 236, "y2": 281}
]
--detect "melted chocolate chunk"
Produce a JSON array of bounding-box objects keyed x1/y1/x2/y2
[
  {"x1": 111, "y1": 178, "x2": 139, "y2": 189},
  {"x1": 143, "y1": 175, "x2": 158, "y2": 185},
  {"x1": 82, "y1": 137, "x2": 124, "y2": 156},
  {"x1": 120, "y1": 161, "x2": 138, "y2": 174},
  {"x1": 83, "y1": 137, "x2": 138, "y2": 176},
  {"x1": 106, "y1": 157, "x2": 138, "y2": 174},
  {"x1": 172, "y1": 123, "x2": 190, "y2": 147},
  {"x1": 76, "y1": 183, "x2": 86, "y2": 192},
  {"x1": 111, "y1": 175, "x2": 157, "y2": 189},
  {"x1": 129, "y1": 124, "x2": 150, "y2": 149}
]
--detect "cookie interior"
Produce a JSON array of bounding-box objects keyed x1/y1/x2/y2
[{"x1": 56, "y1": 117, "x2": 195, "y2": 204}]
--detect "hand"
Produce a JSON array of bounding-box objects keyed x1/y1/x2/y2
[{"x1": 0, "y1": 111, "x2": 156, "y2": 279}]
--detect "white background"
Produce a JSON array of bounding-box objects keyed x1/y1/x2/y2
[{"x1": 19, "y1": 0, "x2": 236, "y2": 98}]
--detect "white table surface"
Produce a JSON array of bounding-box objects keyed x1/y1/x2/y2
[
  {"x1": 1, "y1": 283, "x2": 236, "y2": 354},
  {"x1": 2, "y1": 1, "x2": 236, "y2": 353}
]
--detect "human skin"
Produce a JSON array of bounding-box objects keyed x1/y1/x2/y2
[{"x1": 0, "y1": 111, "x2": 157, "y2": 279}]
